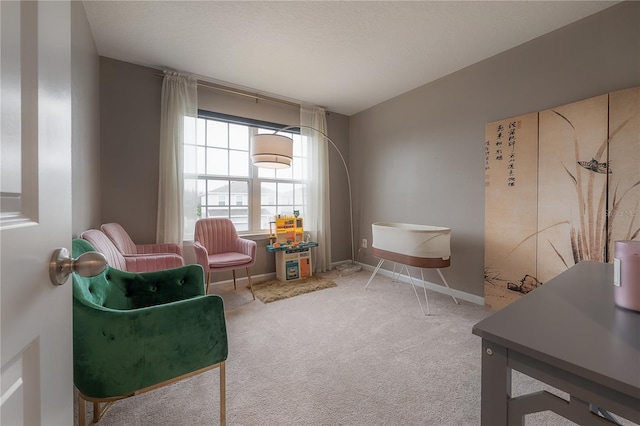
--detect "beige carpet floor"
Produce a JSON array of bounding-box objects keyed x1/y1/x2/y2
[
  {"x1": 251, "y1": 275, "x2": 337, "y2": 303},
  {"x1": 77, "y1": 270, "x2": 639, "y2": 426}
]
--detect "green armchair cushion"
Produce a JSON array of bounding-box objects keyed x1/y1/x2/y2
[{"x1": 72, "y1": 238, "x2": 228, "y2": 399}]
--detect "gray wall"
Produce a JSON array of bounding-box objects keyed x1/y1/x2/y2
[
  {"x1": 350, "y1": 1, "x2": 640, "y2": 298},
  {"x1": 71, "y1": 1, "x2": 100, "y2": 237},
  {"x1": 99, "y1": 58, "x2": 352, "y2": 278},
  {"x1": 326, "y1": 111, "x2": 351, "y2": 262},
  {"x1": 100, "y1": 58, "x2": 162, "y2": 243}
]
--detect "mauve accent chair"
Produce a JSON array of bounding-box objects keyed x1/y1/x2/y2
[
  {"x1": 193, "y1": 218, "x2": 257, "y2": 299},
  {"x1": 101, "y1": 222, "x2": 183, "y2": 257},
  {"x1": 81, "y1": 229, "x2": 183, "y2": 273},
  {"x1": 72, "y1": 238, "x2": 228, "y2": 426}
]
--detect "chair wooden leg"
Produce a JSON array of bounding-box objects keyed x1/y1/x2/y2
[
  {"x1": 78, "y1": 393, "x2": 86, "y2": 426},
  {"x1": 232, "y1": 270, "x2": 237, "y2": 290},
  {"x1": 220, "y1": 361, "x2": 226, "y2": 426},
  {"x1": 246, "y1": 267, "x2": 255, "y2": 300},
  {"x1": 93, "y1": 401, "x2": 100, "y2": 423}
]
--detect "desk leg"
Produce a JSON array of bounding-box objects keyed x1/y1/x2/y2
[{"x1": 481, "y1": 340, "x2": 511, "y2": 426}]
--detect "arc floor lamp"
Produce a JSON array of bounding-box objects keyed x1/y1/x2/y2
[{"x1": 251, "y1": 125, "x2": 361, "y2": 274}]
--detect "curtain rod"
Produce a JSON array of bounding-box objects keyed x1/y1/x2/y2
[{"x1": 154, "y1": 72, "x2": 300, "y2": 109}]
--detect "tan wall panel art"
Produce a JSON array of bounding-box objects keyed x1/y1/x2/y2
[
  {"x1": 485, "y1": 113, "x2": 538, "y2": 310},
  {"x1": 538, "y1": 94, "x2": 609, "y2": 283},
  {"x1": 608, "y1": 87, "x2": 640, "y2": 251},
  {"x1": 484, "y1": 86, "x2": 639, "y2": 310}
]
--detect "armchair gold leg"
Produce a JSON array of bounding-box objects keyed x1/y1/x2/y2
[
  {"x1": 220, "y1": 361, "x2": 226, "y2": 426},
  {"x1": 246, "y1": 267, "x2": 255, "y2": 300},
  {"x1": 232, "y1": 270, "x2": 237, "y2": 290},
  {"x1": 93, "y1": 401, "x2": 101, "y2": 423},
  {"x1": 77, "y1": 393, "x2": 116, "y2": 425},
  {"x1": 78, "y1": 394, "x2": 86, "y2": 426},
  {"x1": 205, "y1": 272, "x2": 211, "y2": 294}
]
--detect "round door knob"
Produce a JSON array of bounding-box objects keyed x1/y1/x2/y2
[{"x1": 49, "y1": 248, "x2": 107, "y2": 286}]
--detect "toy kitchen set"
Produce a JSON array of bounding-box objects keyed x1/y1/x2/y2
[{"x1": 266, "y1": 214, "x2": 318, "y2": 282}]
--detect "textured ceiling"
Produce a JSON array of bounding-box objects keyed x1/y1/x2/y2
[{"x1": 83, "y1": 1, "x2": 618, "y2": 116}]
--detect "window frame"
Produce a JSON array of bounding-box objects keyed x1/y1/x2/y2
[{"x1": 189, "y1": 110, "x2": 306, "y2": 236}]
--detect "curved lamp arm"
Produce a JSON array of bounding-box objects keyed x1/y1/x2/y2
[{"x1": 258, "y1": 125, "x2": 356, "y2": 265}]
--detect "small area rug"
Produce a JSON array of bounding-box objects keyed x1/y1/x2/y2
[{"x1": 252, "y1": 275, "x2": 337, "y2": 303}]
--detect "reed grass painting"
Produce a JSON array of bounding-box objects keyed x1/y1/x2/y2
[
  {"x1": 537, "y1": 94, "x2": 609, "y2": 283},
  {"x1": 608, "y1": 87, "x2": 640, "y2": 256},
  {"x1": 484, "y1": 86, "x2": 640, "y2": 310}
]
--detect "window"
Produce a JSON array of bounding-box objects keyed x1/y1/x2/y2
[{"x1": 184, "y1": 111, "x2": 308, "y2": 235}]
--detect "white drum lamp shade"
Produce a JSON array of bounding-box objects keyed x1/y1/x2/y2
[{"x1": 251, "y1": 134, "x2": 293, "y2": 169}]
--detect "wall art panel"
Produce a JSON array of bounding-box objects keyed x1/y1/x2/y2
[
  {"x1": 537, "y1": 94, "x2": 609, "y2": 283},
  {"x1": 484, "y1": 113, "x2": 538, "y2": 310},
  {"x1": 484, "y1": 86, "x2": 639, "y2": 309},
  {"x1": 608, "y1": 86, "x2": 640, "y2": 255}
]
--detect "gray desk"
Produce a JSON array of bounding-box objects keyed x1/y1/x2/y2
[{"x1": 472, "y1": 261, "x2": 640, "y2": 425}]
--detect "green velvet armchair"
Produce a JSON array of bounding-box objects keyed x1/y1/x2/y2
[{"x1": 72, "y1": 239, "x2": 228, "y2": 425}]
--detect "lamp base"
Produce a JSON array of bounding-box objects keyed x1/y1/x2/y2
[{"x1": 336, "y1": 262, "x2": 362, "y2": 276}]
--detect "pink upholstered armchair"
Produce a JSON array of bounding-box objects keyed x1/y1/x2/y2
[
  {"x1": 193, "y1": 218, "x2": 257, "y2": 299},
  {"x1": 101, "y1": 222, "x2": 183, "y2": 257},
  {"x1": 81, "y1": 229, "x2": 184, "y2": 273}
]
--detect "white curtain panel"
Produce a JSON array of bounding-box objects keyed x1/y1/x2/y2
[
  {"x1": 301, "y1": 106, "x2": 332, "y2": 272},
  {"x1": 157, "y1": 71, "x2": 197, "y2": 245}
]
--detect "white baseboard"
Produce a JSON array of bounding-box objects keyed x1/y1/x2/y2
[
  {"x1": 210, "y1": 263, "x2": 485, "y2": 306},
  {"x1": 357, "y1": 262, "x2": 485, "y2": 306}
]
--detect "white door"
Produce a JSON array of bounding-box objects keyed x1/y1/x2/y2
[{"x1": 1, "y1": 1, "x2": 73, "y2": 425}]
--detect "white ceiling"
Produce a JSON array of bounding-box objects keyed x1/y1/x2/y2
[{"x1": 83, "y1": 1, "x2": 618, "y2": 116}]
